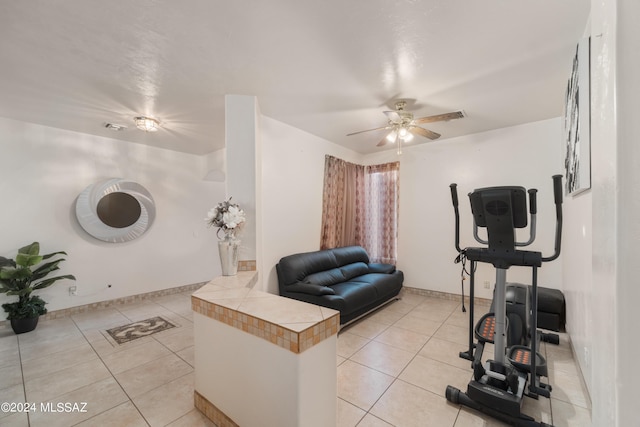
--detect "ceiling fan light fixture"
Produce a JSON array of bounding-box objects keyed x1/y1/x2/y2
[
  {"x1": 401, "y1": 131, "x2": 414, "y2": 142},
  {"x1": 134, "y1": 116, "x2": 160, "y2": 132},
  {"x1": 386, "y1": 129, "x2": 398, "y2": 142}
]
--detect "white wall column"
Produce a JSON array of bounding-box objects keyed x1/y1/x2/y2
[{"x1": 225, "y1": 95, "x2": 259, "y2": 267}]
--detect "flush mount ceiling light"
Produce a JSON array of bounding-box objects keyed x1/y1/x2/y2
[{"x1": 134, "y1": 116, "x2": 160, "y2": 132}]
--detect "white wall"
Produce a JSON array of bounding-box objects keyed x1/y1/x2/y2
[
  {"x1": 614, "y1": 2, "x2": 640, "y2": 425},
  {"x1": 259, "y1": 116, "x2": 362, "y2": 294},
  {"x1": 364, "y1": 118, "x2": 564, "y2": 300},
  {"x1": 0, "y1": 117, "x2": 225, "y2": 315}
]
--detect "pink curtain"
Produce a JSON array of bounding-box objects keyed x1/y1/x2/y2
[
  {"x1": 320, "y1": 156, "x2": 364, "y2": 249},
  {"x1": 320, "y1": 156, "x2": 399, "y2": 265}
]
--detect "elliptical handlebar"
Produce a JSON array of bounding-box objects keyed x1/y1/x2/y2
[
  {"x1": 528, "y1": 189, "x2": 538, "y2": 215},
  {"x1": 450, "y1": 183, "x2": 462, "y2": 253},
  {"x1": 450, "y1": 175, "x2": 564, "y2": 262},
  {"x1": 541, "y1": 174, "x2": 563, "y2": 263}
]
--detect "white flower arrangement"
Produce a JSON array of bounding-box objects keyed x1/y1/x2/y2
[{"x1": 205, "y1": 197, "x2": 246, "y2": 239}]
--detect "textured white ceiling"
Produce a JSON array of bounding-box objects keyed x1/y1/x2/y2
[{"x1": 0, "y1": 1, "x2": 589, "y2": 155}]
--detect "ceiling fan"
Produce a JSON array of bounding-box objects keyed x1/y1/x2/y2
[{"x1": 347, "y1": 101, "x2": 465, "y2": 154}]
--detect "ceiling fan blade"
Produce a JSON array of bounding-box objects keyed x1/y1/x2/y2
[
  {"x1": 410, "y1": 126, "x2": 441, "y2": 140},
  {"x1": 346, "y1": 125, "x2": 392, "y2": 136},
  {"x1": 383, "y1": 110, "x2": 402, "y2": 123},
  {"x1": 376, "y1": 137, "x2": 390, "y2": 147},
  {"x1": 413, "y1": 111, "x2": 464, "y2": 125}
]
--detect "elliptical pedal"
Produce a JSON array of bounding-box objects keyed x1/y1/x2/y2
[
  {"x1": 507, "y1": 346, "x2": 548, "y2": 377},
  {"x1": 475, "y1": 313, "x2": 498, "y2": 344}
]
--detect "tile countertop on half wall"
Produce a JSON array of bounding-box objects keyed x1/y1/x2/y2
[
  {"x1": 191, "y1": 271, "x2": 340, "y2": 353},
  {"x1": 191, "y1": 270, "x2": 339, "y2": 427}
]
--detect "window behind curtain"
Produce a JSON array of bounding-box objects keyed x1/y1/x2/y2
[
  {"x1": 362, "y1": 161, "x2": 399, "y2": 264},
  {"x1": 320, "y1": 155, "x2": 399, "y2": 264}
]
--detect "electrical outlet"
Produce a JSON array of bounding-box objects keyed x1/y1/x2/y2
[
  {"x1": 483, "y1": 281, "x2": 491, "y2": 289},
  {"x1": 68, "y1": 286, "x2": 77, "y2": 296}
]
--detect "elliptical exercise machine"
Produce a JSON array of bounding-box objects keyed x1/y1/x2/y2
[{"x1": 445, "y1": 175, "x2": 563, "y2": 427}]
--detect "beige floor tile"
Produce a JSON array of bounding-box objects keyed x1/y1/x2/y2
[
  {"x1": 28, "y1": 377, "x2": 129, "y2": 427},
  {"x1": 16, "y1": 317, "x2": 80, "y2": 344},
  {"x1": 419, "y1": 337, "x2": 475, "y2": 371},
  {"x1": 351, "y1": 340, "x2": 415, "y2": 377},
  {"x1": 18, "y1": 333, "x2": 89, "y2": 362},
  {"x1": 101, "y1": 339, "x2": 172, "y2": 374},
  {"x1": 374, "y1": 326, "x2": 429, "y2": 353},
  {"x1": 176, "y1": 345, "x2": 195, "y2": 367},
  {"x1": 396, "y1": 292, "x2": 428, "y2": 306},
  {"x1": 21, "y1": 341, "x2": 98, "y2": 381},
  {"x1": 394, "y1": 314, "x2": 443, "y2": 336},
  {"x1": 0, "y1": 331, "x2": 19, "y2": 352},
  {"x1": 0, "y1": 384, "x2": 26, "y2": 421},
  {"x1": 454, "y1": 407, "x2": 510, "y2": 426},
  {"x1": 343, "y1": 318, "x2": 390, "y2": 339},
  {"x1": 338, "y1": 332, "x2": 370, "y2": 358},
  {"x1": 71, "y1": 308, "x2": 131, "y2": 331},
  {"x1": 551, "y1": 397, "x2": 592, "y2": 426},
  {"x1": 549, "y1": 367, "x2": 590, "y2": 409},
  {"x1": 366, "y1": 308, "x2": 406, "y2": 325},
  {"x1": 25, "y1": 357, "x2": 112, "y2": 403},
  {"x1": 153, "y1": 327, "x2": 194, "y2": 352},
  {"x1": 383, "y1": 299, "x2": 419, "y2": 315},
  {"x1": 115, "y1": 353, "x2": 193, "y2": 398},
  {"x1": 337, "y1": 360, "x2": 394, "y2": 411},
  {"x1": 0, "y1": 364, "x2": 23, "y2": 390},
  {"x1": 153, "y1": 294, "x2": 193, "y2": 313},
  {"x1": 337, "y1": 397, "x2": 366, "y2": 427},
  {"x1": 74, "y1": 401, "x2": 147, "y2": 427},
  {"x1": 433, "y1": 323, "x2": 471, "y2": 346},
  {"x1": 132, "y1": 372, "x2": 195, "y2": 426},
  {"x1": 0, "y1": 411, "x2": 29, "y2": 427},
  {"x1": 370, "y1": 379, "x2": 459, "y2": 427},
  {"x1": 403, "y1": 304, "x2": 458, "y2": 323},
  {"x1": 116, "y1": 301, "x2": 173, "y2": 321},
  {"x1": 444, "y1": 306, "x2": 484, "y2": 329},
  {"x1": 166, "y1": 408, "x2": 217, "y2": 426},
  {"x1": 521, "y1": 394, "x2": 553, "y2": 424},
  {"x1": 399, "y1": 355, "x2": 471, "y2": 398},
  {"x1": 357, "y1": 413, "x2": 394, "y2": 426}
]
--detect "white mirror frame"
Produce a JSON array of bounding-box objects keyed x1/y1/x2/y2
[{"x1": 76, "y1": 178, "x2": 156, "y2": 243}]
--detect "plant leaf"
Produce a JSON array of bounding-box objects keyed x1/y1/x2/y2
[
  {"x1": 16, "y1": 253, "x2": 43, "y2": 267},
  {"x1": 41, "y1": 251, "x2": 68, "y2": 260},
  {"x1": 31, "y1": 259, "x2": 63, "y2": 281},
  {"x1": 32, "y1": 274, "x2": 76, "y2": 290},
  {"x1": 18, "y1": 242, "x2": 40, "y2": 256},
  {"x1": 0, "y1": 257, "x2": 15, "y2": 269}
]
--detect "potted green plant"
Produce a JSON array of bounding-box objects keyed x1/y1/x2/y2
[{"x1": 0, "y1": 242, "x2": 75, "y2": 334}]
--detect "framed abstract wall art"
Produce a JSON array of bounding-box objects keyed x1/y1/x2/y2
[{"x1": 563, "y1": 37, "x2": 591, "y2": 196}]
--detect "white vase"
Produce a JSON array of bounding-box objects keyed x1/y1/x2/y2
[{"x1": 218, "y1": 235, "x2": 240, "y2": 276}]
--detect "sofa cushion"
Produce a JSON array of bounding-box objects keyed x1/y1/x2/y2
[
  {"x1": 368, "y1": 263, "x2": 396, "y2": 274},
  {"x1": 277, "y1": 250, "x2": 339, "y2": 286},
  {"x1": 340, "y1": 262, "x2": 370, "y2": 280},
  {"x1": 349, "y1": 272, "x2": 404, "y2": 299},
  {"x1": 304, "y1": 268, "x2": 346, "y2": 287},
  {"x1": 330, "y1": 246, "x2": 370, "y2": 266},
  {"x1": 286, "y1": 282, "x2": 336, "y2": 296},
  {"x1": 329, "y1": 281, "x2": 379, "y2": 315}
]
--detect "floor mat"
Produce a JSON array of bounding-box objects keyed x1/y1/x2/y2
[{"x1": 106, "y1": 316, "x2": 177, "y2": 344}]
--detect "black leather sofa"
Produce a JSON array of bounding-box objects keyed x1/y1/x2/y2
[{"x1": 276, "y1": 246, "x2": 403, "y2": 324}]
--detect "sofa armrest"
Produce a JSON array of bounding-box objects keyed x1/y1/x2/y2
[
  {"x1": 286, "y1": 282, "x2": 336, "y2": 296},
  {"x1": 368, "y1": 263, "x2": 396, "y2": 274}
]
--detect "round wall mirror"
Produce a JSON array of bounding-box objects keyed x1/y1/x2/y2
[{"x1": 76, "y1": 178, "x2": 156, "y2": 243}]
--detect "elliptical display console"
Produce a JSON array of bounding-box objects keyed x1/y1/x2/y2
[{"x1": 445, "y1": 175, "x2": 563, "y2": 427}]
